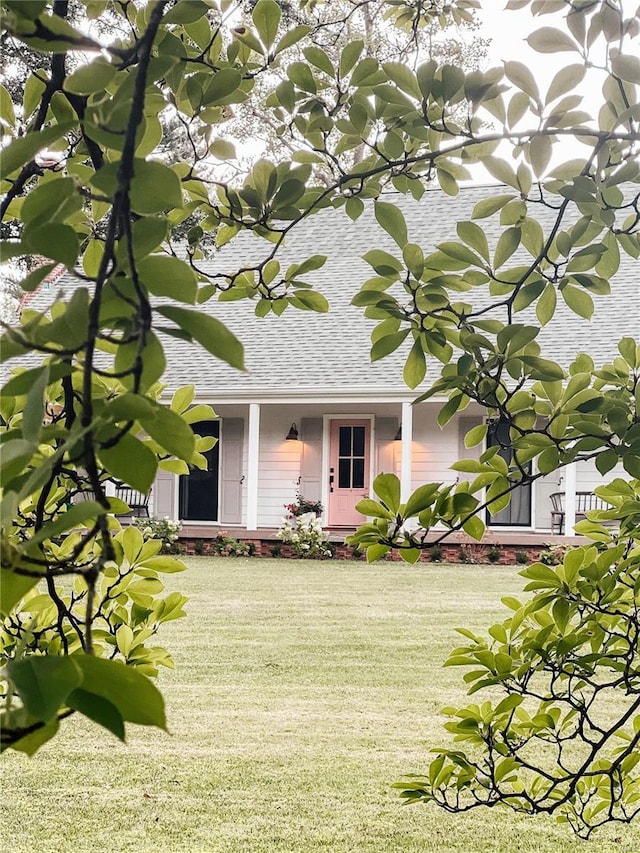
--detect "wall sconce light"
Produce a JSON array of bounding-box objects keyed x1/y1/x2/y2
[
  {"x1": 285, "y1": 422, "x2": 299, "y2": 441},
  {"x1": 394, "y1": 425, "x2": 402, "y2": 441}
]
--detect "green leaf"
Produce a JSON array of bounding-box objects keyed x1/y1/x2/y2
[
  {"x1": 9, "y1": 719, "x2": 59, "y2": 757},
  {"x1": 362, "y1": 249, "x2": 403, "y2": 276},
  {"x1": 203, "y1": 68, "x2": 242, "y2": 105},
  {"x1": 141, "y1": 404, "x2": 196, "y2": 461},
  {"x1": 99, "y1": 433, "x2": 157, "y2": 493},
  {"x1": 303, "y1": 46, "x2": 334, "y2": 77},
  {"x1": 22, "y1": 364, "x2": 48, "y2": 442},
  {"x1": 72, "y1": 655, "x2": 166, "y2": 730},
  {"x1": 371, "y1": 330, "x2": 409, "y2": 362},
  {"x1": 91, "y1": 159, "x2": 182, "y2": 215},
  {"x1": 457, "y1": 221, "x2": 490, "y2": 263},
  {"x1": 156, "y1": 306, "x2": 245, "y2": 371},
  {"x1": 611, "y1": 53, "x2": 640, "y2": 84},
  {"x1": 354, "y1": 499, "x2": 394, "y2": 519},
  {"x1": 252, "y1": 0, "x2": 281, "y2": 49},
  {"x1": 437, "y1": 242, "x2": 483, "y2": 267},
  {"x1": 0, "y1": 567, "x2": 41, "y2": 616},
  {"x1": 23, "y1": 223, "x2": 79, "y2": 268},
  {"x1": 67, "y1": 689, "x2": 124, "y2": 740},
  {"x1": 404, "y1": 339, "x2": 426, "y2": 389},
  {"x1": 536, "y1": 283, "x2": 557, "y2": 326},
  {"x1": 366, "y1": 543, "x2": 391, "y2": 563},
  {"x1": 471, "y1": 195, "x2": 515, "y2": 220},
  {"x1": 373, "y1": 472, "x2": 401, "y2": 514},
  {"x1": 1, "y1": 122, "x2": 73, "y2": 176},
  {"x1": 504, "y1": 61, "x2": 539, "y2": 101},
  {"x1": 560, "y1": 284, "x2": 593, "y2": 319},
  {"x1": 399, "y1": 547, "x2": 421, "y2": 565},
  {"x1": 464, "y1": 424, "x2": 487, "y2": 448},
  {"x1": 404, "y1": 483, "x2": 440, "y2": 518},
  {"x1": 291, "y1": 290, "x2": 329, "y2": 313},
  {"x1": 27, "y1": 501, "x2": 106, "y2": 549},
  {"x1": 7, "y1": 656, "x2": 82, "y2": 722},
  {"x1": 137, "y1": 255, "x2": 197, "y2": 304},
  {"x1": 545, "y1": 64, "x2": 586, "y2": 104},
  {"x1": 209, "y1": 139, "x2": 236, "y2": 160},
  {"x1": 374, "y1": 201, "x2": 408, "y2": 248},
  {"x1": 340, "y1": 40, "x2": 364, "y2": 77},
  {"x1": 494, "y1": 228, "x2": 521, "y2": 269},
  {"x1": 64, "y1": 57, "x2": 116, "y2": 94},
  {"x1": 527, "y1": 27, "x2": 578, "y2": 54},
  {"x1": 462, "y1": 515, "x2": 484, "y2": 541}
]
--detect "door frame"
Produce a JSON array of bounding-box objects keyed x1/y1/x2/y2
[
  {"x1": 483, "y1": 419, "x2": 536, "y2": 530},
  {"x1": 173, "y1": 418, "x2": 224, "y2": 524},
  {"x1": 322, "y1": 414, "x2": 375, "y2": 526}
]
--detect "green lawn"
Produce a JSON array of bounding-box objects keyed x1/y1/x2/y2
[{"x1": 3, "y1": 558, "x2": 639, "y2": 853}]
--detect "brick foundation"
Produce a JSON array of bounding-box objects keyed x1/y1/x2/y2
[{"x1": 178, "y1": 535, "x2": 550, "y2": 565}]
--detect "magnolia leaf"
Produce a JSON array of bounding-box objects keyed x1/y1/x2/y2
[
  {"x1": 156, "y1": 306, "x2": 245, "y2": 371},
  {"x1": 373, "y1": 472, "x2": 401, "y2": 514},
  {"x1": 72, "y1": 655, "x2": 166, "y2": 729},
  {"x1": 527, "y1": 27, "x2": 578, "y2": 54},
  {"x1": 374, "y1": 201, "x2": 408, "y2": 248},
  {"x1": 1, "y1": 122, "x2": 73, "y2": 176},
  {"x1": 252, "y1": 0, "x2": 281, "y2": 49},
  {"x1": 7, "y1": 656, "x2": 82, "y2": 722},
  {"x1": 99, "y1": 433, "x2": 157, "y2": 493},
  {"x1": 137, "y1": 255, "x2": 197, "y2": 304}
]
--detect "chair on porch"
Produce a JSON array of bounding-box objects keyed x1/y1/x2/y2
[
  {"x1": 549, "y1": 491, "x2": 609, "y2": 534},
  {"x1": 115, "y1": 486, "x2": 150, "y2": 518}
]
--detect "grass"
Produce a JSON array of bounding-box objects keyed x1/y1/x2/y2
[{"x1": 2, "y1": 558, "x2": 640, "y2": 853}]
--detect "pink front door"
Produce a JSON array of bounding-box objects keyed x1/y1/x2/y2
[{"x1": 328, "y1": 420, "x2": 370, "y2": 526}]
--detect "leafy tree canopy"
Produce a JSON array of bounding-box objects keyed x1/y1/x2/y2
[{"x1": 1, "y1": 0, "x2": 639, "y2": 839}]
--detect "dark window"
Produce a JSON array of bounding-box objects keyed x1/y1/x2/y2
[
  {"x1": 352, "y1": 458, "x2": 365, "y2": 489},
  {"x1": 179, "y1": 421, "x2": 220, "y2": 521}
]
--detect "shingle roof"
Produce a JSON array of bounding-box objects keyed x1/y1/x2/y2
[{"x1": 13, "y1": 183, "x2": 639, "y2": 397}]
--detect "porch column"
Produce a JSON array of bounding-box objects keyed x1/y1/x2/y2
[
  {"x1": 564, "y1": 461, "x2": 577, "y2": 534},
  {"x1": 246, "y1": 403, "x2": 260, "y2": 530},
  {"x1": 400, "y1": 401, "x2": 413, "y2": 503}
]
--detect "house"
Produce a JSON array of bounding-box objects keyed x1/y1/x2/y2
[{"x1": 13, "y1": 183, "x2": 640, "y2": 551}]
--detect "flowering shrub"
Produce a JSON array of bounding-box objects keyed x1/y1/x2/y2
[
  {"x1": 277, "y1": 514, "x2": 333, "y2": 559},
  {"x1": 132, "y1": 516, "x2": 182, "y2": 554},
  {"x1": 211, "y1": 531, "x2": 254, "y2": 557},
  {"x1": 285, "y1": 493, "x2": 323, "y2": 518}
]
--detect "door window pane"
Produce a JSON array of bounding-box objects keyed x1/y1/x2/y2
[
  {"x1": 352, "y1": 458, "x2": 364, "y2": 489},
  {"x1": 339, "y1": 426, "x2": 351, "y2": 457},
  {"x1": 352, "y1": 426, "x2": 365, "y2": 457},
  {"x1": 338, "y1": 458, "x2": 351, "y2": 488}
]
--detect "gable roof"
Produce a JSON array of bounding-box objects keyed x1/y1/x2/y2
[{"x1": 13, "y1": 183, "x2": 639, "y2": 400}]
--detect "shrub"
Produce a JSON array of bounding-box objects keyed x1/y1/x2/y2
[
  {"x1": 539, "y1": 544, "x2": 568, "y2": 566},
  {"x1": 515, "y1": 550, "x2": 529, "y2": 565},
  {"x1": 211, "y1": 531, "x2": 252, "y2": 557},
  {"x1": 458, "y1": 547, "x2": 476, "y2": 564},
  {"x1": 132, "y1": 516, "x2": 182, "y2": 553},
  {"x1": 277, "y1": 514, "x2": 333, "y2": 559},
  {"x1": 270, "y1": 542, "x2": 283, "y2": 557},
  {"x1": 193, "y1": 539, "x2": 205, "y2": 556},
  {"x1": 429, "y1": 544, "x2": 443, "y2": 562},
  {"x1": 486, "y1": 546, "x2": 501, "y2": 563}
]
